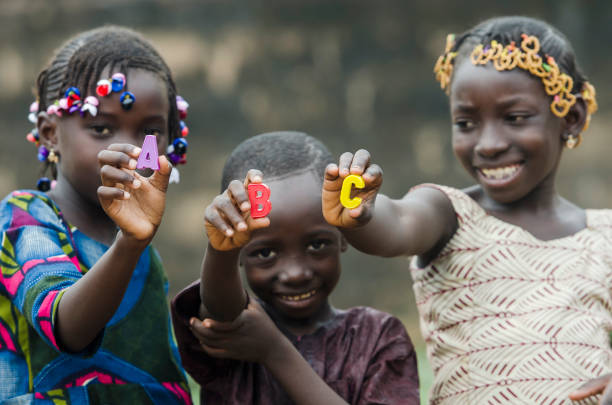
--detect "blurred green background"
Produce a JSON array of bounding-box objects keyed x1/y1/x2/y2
[{"x1": 1, "y1": 1, "x2": 611, "y2": 403}]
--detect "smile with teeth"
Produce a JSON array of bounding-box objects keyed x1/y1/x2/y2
[
  {"x1": 479, "y1": 164, "x2": 520, "y2": 180},
  {"x1": 279, "y1": 289, "x2": 317, "y2": 302}
]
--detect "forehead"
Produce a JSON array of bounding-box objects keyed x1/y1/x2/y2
[
  {"x1": 96, "y1": 68, "x2": 169, "y2": 113},
  {"x1": 267, "y1": 170, "x2": 322, "y2": 215},
  {"x1": 450, "y1": 59, "x2": 548, "y2": 105}
]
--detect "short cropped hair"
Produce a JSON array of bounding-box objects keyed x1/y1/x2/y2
[{"x1": 221, "y1": 131, "x2": 333, "y2": 191}]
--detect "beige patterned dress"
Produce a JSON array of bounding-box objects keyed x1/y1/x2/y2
[{"x1": 410, "y1": 184, "x2": 612, "y2": 404}]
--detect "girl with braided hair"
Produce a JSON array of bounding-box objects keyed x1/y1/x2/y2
[
  {"x1": 322, "y1": 16, "x2": 611, "y2": 404},
  {"x1": 0, "y1": 26, "x2": 191, "y2": 404}
]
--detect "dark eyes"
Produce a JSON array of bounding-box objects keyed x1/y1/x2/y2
[
  {"x1": 90, "y1": 125, "x2": 112, "y2": 137},
  {"x1": 454, "y1": 119, "x2": 476, "y2": 130},
  {"x1": 307, "y1": 239, "x2": 330, "y2": 252},
  {"x1": 506, "y1": 114, "x2": 529, "y2": 124},
  {"x1": 251, "y1": 248, "x2": 277, "y2": 260}
]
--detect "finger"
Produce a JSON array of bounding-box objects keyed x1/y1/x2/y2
[
  {"x1": 350, "y1": 149, "x2": 371, "y2": 175},
  {"x1": 348, "y1": 205, "x2": 365, "y2": 219},
  {"x1": 97, "y1": 149, "x2": 137, "y2": 171},
  {"x1": 202, "y1": 317, "x2": 244, "y2": 333},
  {"x1": 200, "y1": 343, "x2": 230, "y2": 359},
  {"x1": 246, "y1": 216, "x2": 270, "y2": 231},
  {"x1": 106, "y1": 143, "x2": 142, "y2": 159},
  {"x1": 100, "y1": 165, "x2": 140, "y2": 189},
  {"x1": 190, "y1": 318, "x2": 231, "y2": 340},
  {"x1": 147, "y1": 155, "x2": 171, "y2": 192},
  {"x1": 205, "y1": 204, "x2": 235, "y2": 237},
  {"x1": 363, "y1": 163, "x2": 383, "y2": 186},
  {"x1": 324, "y1": 163, "x2": 340, "y2": 181},
  {"x1": 228, "y1": 180, "x2": 251, "y2": 216},
  {"x1": 97, "y1": 186, "x2": 130, "y2": 204},
  {"x1": 244, "y1": 169, "x2": 263, "y2": 187},
  {"x1": 338, "y1": 152, "x2": 354, "y2": 177},
  {"x1": 568, "y1": 375, "x2": 610, "y2": 400},
  {"x1": 217, "y1": 190, "x2": 248, "y2": 232}
]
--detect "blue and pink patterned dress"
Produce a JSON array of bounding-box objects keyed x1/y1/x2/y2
[{"x1": 0, "y1": 190, "x2": 191, "y2": 405}]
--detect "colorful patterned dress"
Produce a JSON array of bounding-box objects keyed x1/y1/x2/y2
[
  {"x1": 411, "y1": 184, "x2": 612, "y2": 404},
  {"x1": 0, "y1": 190, "x2": 191, "y2": 405}
]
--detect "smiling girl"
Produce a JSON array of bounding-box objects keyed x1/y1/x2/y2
[
  {"x1": 322, "y1": 16, "x2": 610, "y2": 405},
  {"x1": 0, "y1": 26, "x2": 190, "y2": 404},
  {"x1": 171, "y1": 132, "x2": 419, "y2": 404}
]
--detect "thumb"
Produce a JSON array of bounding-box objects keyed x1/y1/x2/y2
[
  {"x1": 148, "y1": 155, "x2": 172, "y2": 192},
  {"x1": 203, "y1": 317, "x2": 243, "y2": 333}
]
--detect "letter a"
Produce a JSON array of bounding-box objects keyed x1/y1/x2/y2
[
  {"x1": 136, "y1": 135, "x2": 160, "y2": 170},
  {"x1": 247, "y1": 183, "x2": 272, "y2": 218},
  {"x1": 340, "y1": 174, "x2": 365, "y2": 209}
]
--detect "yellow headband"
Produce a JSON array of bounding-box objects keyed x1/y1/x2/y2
[{"x1": 434, "y1": 33, "x2": 597, "y2": 133}]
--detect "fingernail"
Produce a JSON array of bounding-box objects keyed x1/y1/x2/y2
[
  {"x1": 132, "y1": 179, "x2": 142, "y2": 188},
  {"x1": 123, "y1": 191, "x2": 131, "y2": 199},
  {"x1": 237, "y1": 222, "x2": 247, "y2": 231},
  {"x1": 203, "y1": 320, "x2": 211, "y2": 327},
  {"x1": 253, "y1": 176, "x2": 262, "y2": 183},
  {"x1": 240, "y1": 202, "x2": 251, "y2": 212},
  {"x1": 189, "y1": 318, "x2": 195, "y2": 326},
  {"x1": 133, "y1": 147, "x2": 141, "y2": 155},
  {"x1": 128, "y1": 159, "x2": 137, "y2": 169},
  {"x1": 225, "y1": 229, "x2": 234, "y2": 237}
]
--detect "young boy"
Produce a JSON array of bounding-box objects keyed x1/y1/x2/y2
[{"x1": 171, "y1": 132, "x2": 419, "y2": 404}]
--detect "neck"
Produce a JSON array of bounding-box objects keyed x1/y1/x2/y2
[
  {"x1": 267, "y1": 301, "x2": 335, "y2": 337},
  {"x1": 48, "y1": 172, "x2": 117, "y2": 246}
]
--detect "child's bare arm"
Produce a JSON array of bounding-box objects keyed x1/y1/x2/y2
[
  {"x1": 200, "y1": 169, "x2": 270, "y2": 322},
  {"x1": 323, "y1": 149, "x2": 457, "y2": 257},
  {"x1": 191, "y1": 300, "x2": 349, "y2": 405},
  {"x1": 56, "y1": 143, "x2": 170, "y2": 353}
]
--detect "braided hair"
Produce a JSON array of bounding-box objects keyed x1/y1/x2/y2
[
  {"x1": 221, "y1": 131, "x2": 333, "y2": 192},
  {"x1": 35, "y1": 25, "x2": 181, "y2": 180}
]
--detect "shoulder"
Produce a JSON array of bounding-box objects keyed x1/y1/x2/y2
[
  {"x1": 0, "y1": 190, "x2": 63, "y2": 232},
  {"x1": 336, "y1": 306, "x2": 413, "y2": 347}
]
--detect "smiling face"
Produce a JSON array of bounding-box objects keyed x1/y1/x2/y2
[
  {"x1": 241, "y1": 170, "x2": 345, "y2": 328},
  {"x1": 50, "y1": 68, "x2": 170, "y2": 206},
  {"x1": 449, "y1": 60, "x2": 565, "y2": 205}
]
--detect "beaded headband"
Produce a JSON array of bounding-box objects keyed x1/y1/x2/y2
[{"x1": 434, "y1": 33, "x2": 598, "y2": 133}]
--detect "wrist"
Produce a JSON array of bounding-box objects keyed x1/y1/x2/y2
[{"x1": 115, "y1": 230, "x2": 151, "y2": 251}]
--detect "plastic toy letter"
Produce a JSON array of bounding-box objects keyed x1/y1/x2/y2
[
  {"x1": 136, "y1": 135, "x2": 160, "y2": 170},
  {"x1": 340, "y1": 174, "x2": 365, "y2": 209},
  {"x1": 248, "y1": 183, "x2": 272, "y2": 218}
]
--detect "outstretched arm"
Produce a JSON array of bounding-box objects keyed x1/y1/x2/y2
[
  {"x1": 192, "y1": 300, "x2": 348, "y2": 405},
  {"x1": 57, "y1": 143, "x2": 170, "y2": 352},
  {"x1": 200, "y1": 169, "x2": 270, "y2": 322},
  {"x1": 323, "y1": 149, "x2": 457, "y2": 258}
]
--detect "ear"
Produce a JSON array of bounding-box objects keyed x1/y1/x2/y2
[
  {"x1": 37, "y1": 112, "x2": 59, "y2": 150},
  {"x1": 561, "y1": 96, "x2": 588, "y2": 140},
  {"x1": 340, "y1": 235, "x2": 348, "y2": 253}
]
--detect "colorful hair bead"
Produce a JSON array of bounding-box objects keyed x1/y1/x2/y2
[
  {"x1": 28, "y1": 101, "x2": 39, "y2": 124},
  {"x1": 177, "y1": 95, "x2": 189, "y2": 120},
  {"x1": 96, "y1": 79, "x2": 111, "y2": 97},
  {"x1": 37, "y1": 177, "x2": 51, "y2": 192},
  {"x1": 180, "y1": 121, "x2": 189, "y2": 137},
  {"x1": 37, "y1": 145, "x2": 49, "y2": 162},
  {"x1": 120, "y1": 91, "x2": 135, "y2": 110},
  {"x1": 80, "y1": 96, "x2": 99, "y2": 117},
  {"x1": 111, "y1": 73, "x2": 126, "y2": 92}
]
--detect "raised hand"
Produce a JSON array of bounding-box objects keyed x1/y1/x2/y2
[
  {"x1": 97, "y1": 143, "x2": 171, "y2": 242},
  {"x1": 204, "y1": 169, "x2": 271, "y2": 251},
  {"x1": 569, "y1": 373, "x2": 612, "y2": 404},
  {"x1": 322, "y1": 149, "x2": 383, "y2": 228},
  {"x1": 190, "y1": 299, "x2": 282, "y2": 364}
]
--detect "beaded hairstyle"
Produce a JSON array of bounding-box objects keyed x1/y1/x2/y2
[
  {"x1": 28, "y1": 25, "x2": 189, "y2": 190},
  {"x1": 433, "y1": 16, "x2": 597, "y2": 147}
]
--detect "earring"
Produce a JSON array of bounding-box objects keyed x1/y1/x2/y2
[
  {"x1": 565, "y1": 133, "x2": 580, "y2": 149},
  {"x1": 47, "y1": 149, "x2": 59, "y2": 163}
]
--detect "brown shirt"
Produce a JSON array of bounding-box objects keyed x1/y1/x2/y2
[{"x1": 171, "y1": 281, "x2": 420, "y2": 404}]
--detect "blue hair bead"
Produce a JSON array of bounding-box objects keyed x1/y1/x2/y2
[
  {"x1": 119, "y1": 92, "x2": 135, "y2": 110},
  {"x1": 36, "y1": 177, "x2": 51, "y2": 192}
]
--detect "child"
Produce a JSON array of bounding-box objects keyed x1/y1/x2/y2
[
  {"x1": 0, "y1": 26, "x2": 191, "y2": 404},
  {"x1": 171, "y1": 131, "x2": 419, "y2": 404},
  {"x1": 321, "y1": 16, "x2": 609, "y2": 404}
]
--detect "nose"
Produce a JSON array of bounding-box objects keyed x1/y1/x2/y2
[
  {"x1": 474, "y1": 123, "x2": 509, "y2": 158},
  {"x1": 278, "y1": 261, "x2": 313, "y2": 285}
]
